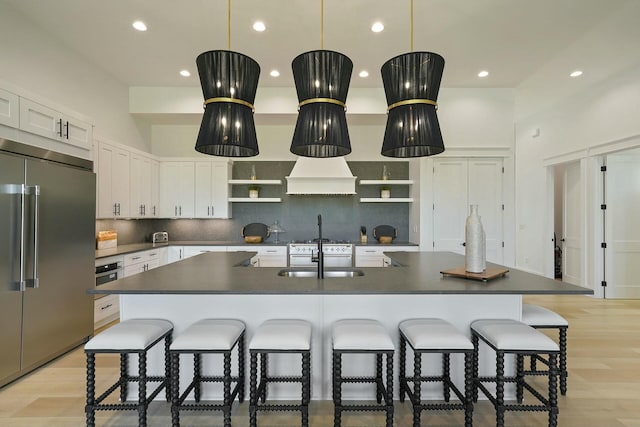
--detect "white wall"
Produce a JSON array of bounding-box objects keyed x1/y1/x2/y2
[
  {"x1": 0, "y1": 4, "x2": 149, "y2": 151},
  {"x1": 514, "y1": 63, "x2": 640, "y2": 284},
  {"x1": 150, "y1": 88, "x2": 516, "y2": 160}
]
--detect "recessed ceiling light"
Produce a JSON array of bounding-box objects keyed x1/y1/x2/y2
[
  {"x1": 359, "y1": 70, "x2": 369, "y2": 78},
  {"x1": 478, "y1": 70, "x2": 489, "y2": 78},
  {"x1": 179, "y1": 70, "x2": 191, "y2": 77},
  {"x1": 132, "y1": 20, "x2": 147, "y2": 32},
  {"x1": 570, "y1": 70, "x2": 583, "y2": 78},
  {"x1": 371, "y1": 22, "x2": 384, "y2": 33},
  {"x1": 253, "y1": 21, "x2": 266, "y2": 32},
  {"x1": 270, "y1": 70, "x2": 280, "y2": 77}
]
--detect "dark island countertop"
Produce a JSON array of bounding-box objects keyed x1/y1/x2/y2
[{"x1": 90, "y1": 251, "x2": 592, "y2": 296}]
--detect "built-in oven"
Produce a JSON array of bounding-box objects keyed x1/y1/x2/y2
[
  {"x1": 95, "y1": 256, "x2": 123, "y2": 287},
  {"x1": 289, "y1": 242, "x2": 353, "y2": 267}
]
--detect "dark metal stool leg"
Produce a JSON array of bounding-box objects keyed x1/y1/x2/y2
[
  {"x1": 302, "y1": 351, "x2": 311, "y2": 427},
  {"x1": 259, "y1": 352, "x2": 268, "y2": 403},
  {"x1": 549, "y1": 353, "x2": 559, "y2": 427},
  {"x1": 193, "y1": 353, "x2": 201, "y2": 402},
  {"x1": 223, "y1": 352, "x2": 232, "y2": 427},
  {"x1": 170, "y1": 353, "x2": 180, "y2": 427},
  {"x1": 164, "y1": 334, "x2": 172, "y2": 401},
  {"x1": 559, "y1": 327, "x2": 568, "y2": 395},
  {"x1": 443, "y1": 353, "x2": 451, "y2": 402},
  {"x1": 249, "y1": 352, "x2": 258, "y2": 427},
  {"x1": 399, "y1": 335, "x2": 407, "y2": 402},
  {"x1": 238, "y1": 332, "x2": 246, "y2": 403},
  {"x1": 119, "y1": 353, "x2": 128, "y2": 402},
  {"x1": 472, "y1": 334, "x2": 479, "y2": 402},
  {"x1": 413, "y1": 350, "x2": 421, "y2": 427},
  {"x1": 516, "y1": 354, "x2": 525, "y2": 403},
  {"x1": 464, "y1": 352, "x2": 474, "y2": 427},
  {"x1": 332, "y1": 351, "x2": 342, "y2": 427},
  {"x1": 85, "y1": 352, "x2": 96, "y2": 427},
  {"x1": 496, "y1": 351, "x2": 505, "y2": 427},
  {"x1": 138, "y1": 351, "x2": 148, "y2": 427},
  {"x1": 376, "y1": 353, "x2": 383, "y2": 404}
]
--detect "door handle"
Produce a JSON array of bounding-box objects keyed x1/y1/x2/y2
[
  {"x1": 29, "y1": 185, "x2": 40, "y2": 288},
  {"x1": 57, "y1": 118, "x2": 63, "y2": 137}
]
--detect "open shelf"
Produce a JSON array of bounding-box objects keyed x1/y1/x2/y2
[
  {"x1": 228, "y1": 197, "x2": 282, "y2": 203},
  {"x1": 228, "y1": 179, "x2": 282, "y2": 185},
  {"x1": 359, "y1": 179, "x2": 414, "y2": 185}
]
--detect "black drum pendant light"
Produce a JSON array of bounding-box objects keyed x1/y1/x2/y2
[
  {"x1": 195, "y1": 0, "x2": 260, "y2": 157},
  {"x1": 290, "y1": 0, "x2": 353, "y2": 157},
  {"x1": 380, "y1": 0, "x2": 445, "y2": 157}
]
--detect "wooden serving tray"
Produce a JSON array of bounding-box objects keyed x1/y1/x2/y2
[{"x1": 440, "y1": 266, "x2": 509, "y2": 282}]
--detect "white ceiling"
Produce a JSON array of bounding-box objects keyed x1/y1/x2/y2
[{"x1": 3, "y1": 0, "x2": 640, "y2": 103}]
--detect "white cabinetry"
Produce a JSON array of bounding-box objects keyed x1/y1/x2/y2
[
  {"x1": 97, "y1": 142, "x2": 130, "y2": 218},
  {"x1": 123, "y1": 248, "x2": 166, "y2": 277},
  {"x1": 167, "y1": 246, "x2": 184, "y2": 264},
  {"x1": 0, "y1": 88, "x2": 19, "y2": 128},
  {"x1": 227, "y1": 245, "x2": 287, "y2": 267},
  {"x1": 159, "y1": 162, "x2": 195, "y2": 218},
  {"x1": 19, "y1": 98, "x2": 92, "y2": 149},
  {"x1": 194, "y1": 161, "x2": 231, "y2": 218},
  {"x1": 94, "y1": 295, "x2": 119, "y2": 329},
  {"x1": 130, "y1": 154, "x2": 158, "y2": 218},
  {"x1": 183, "y1": 246, "x2": 227, "y2": 259},
  {"x1": 355, "y1": 245, "x2": 419, "y2": 267}
]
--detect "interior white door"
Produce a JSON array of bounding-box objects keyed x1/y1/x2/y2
[
  {"x1": 562, "y1": 161, "x2": 583, "y2": 286},
  {"x1": 433, "y1": 159, "x2": 468, "y2": 255},
  {"x1": 468, "y1": 159, "x2": 504, "y2": 264},
  {"x1": 605, "y1": 149, "x2": 640, "y2": 298}
]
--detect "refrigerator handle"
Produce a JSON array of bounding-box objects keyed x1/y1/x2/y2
[
  {"x1": 1, "y1": 183, "x2": 28, "y2": 291},
  {"x1": 32, "y1": 185, "x2": 40, "y2": 288},
  {"x1": 26, "y1": 185, "x2": 40, "y2": 288}
]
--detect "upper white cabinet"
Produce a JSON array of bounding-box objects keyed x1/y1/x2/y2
[
  {"x1": 97, "y1": 141, "x2": 130, "y2": 218},
  {"x1": 159, "y1": 161, "x2": 195, "y2": 218},
  {"x1": 19, "y1": 98, "x2": 92, "y2": 150},
  {"x1": 0, "y1": 88, "x2": 19, "y2": 128},
  {"x1": 130, "y1": 153, "x2": 158, "y2": 218},
  {"x1": 194, "y1": 161, "x2": 231, "y2": 218}
]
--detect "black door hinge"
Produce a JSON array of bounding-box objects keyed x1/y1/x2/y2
[
  {"x1": 601, "y1": 166, "x2": 607, "y2": 172},
  {"x1": 601, "y1": 204, "x2": 607, "y2": 210},
  {"x1": 601, "y1": 281, "x2": 607, "y2": 287},
  {"x1": 601, "y1": 242, "x2": 607, "y2": 249}
]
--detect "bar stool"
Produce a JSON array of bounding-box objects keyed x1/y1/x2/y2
[
  {"x1": 84, "y1": 318, "x2": 173, "y2": 427},
  {"x1": 169, "y1": 319, "x2": 245, "y2": 427},
  {"x1": 248, "y1": 319, "x2": 312, "y2": 427},
  {"x1": 522, "y1": 304, "x2": 569, "y2": 395},
  {"x1": 399, "y1": 319, "x2": 474, "y2": 427},
  {"x1": 471, "y1": 319, "x2": 560, "y2": 427},
  {"x1": 332, "y1": 319, "x2": 394, "y2": 427}
]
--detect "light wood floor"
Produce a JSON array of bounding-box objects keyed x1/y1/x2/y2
[{"x1": 1, "y1": 295, "x2": 639, "y2": 427}]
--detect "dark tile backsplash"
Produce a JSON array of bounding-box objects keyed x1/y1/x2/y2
[{"x1": 96, "y1": 161, "x2": 411, "y2": 244}]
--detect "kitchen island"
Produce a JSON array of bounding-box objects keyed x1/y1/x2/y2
[{"x1": 91, "y1": 251, "x2": 591, "y2": 400}]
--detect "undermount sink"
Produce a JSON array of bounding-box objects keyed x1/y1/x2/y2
[{"x1": 277, "y1": 268, "x2": 364, "y2": 278}]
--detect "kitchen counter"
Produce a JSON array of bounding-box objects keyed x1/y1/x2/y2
[
  {"x1": 97, "y1": 251, "x2": 591, "y2": 401},
  {"x1": 94, "y1": 240, "x2": 289, "y2": 259},
  {"x1": 90, "y1": 251, "x2": 589, "y2": 295}
]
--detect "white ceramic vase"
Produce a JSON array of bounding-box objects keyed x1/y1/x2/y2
[{"x1": 465, "y1": 204, "x2": 486, "y2": 273}]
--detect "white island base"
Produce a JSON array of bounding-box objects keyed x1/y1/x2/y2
[{"x1": 119, "y1": 293, "x2": 522, "y2": 401}]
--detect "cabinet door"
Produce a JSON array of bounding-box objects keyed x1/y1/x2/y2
[
  {"x1": 211, "y1": 162, "x2": 230, "y2": 218},
  {"x1": 62, "y1": 115, "x2": 92, "y2": 149},
  {"x1": 0, "y1": 88, "x2": 19, "y2": 128},
  {"x1": 149, "y1": 160, "x2": 159, "y2": 217},
  {"x1": 130, "y1": 154, "x2": 152, "y2": 218},
  {"x1": 19, "y1": 98, "x2": 61, "y2": 140},
  {"x1": 194, "y1": 161, "x2": 213, "y2": 218},
  {"x1": 159, "y1": 162, "x2": 194, "y2": 217},
  {"x1": 97, "y1": 142, "x2": 130, "y2": 218}
]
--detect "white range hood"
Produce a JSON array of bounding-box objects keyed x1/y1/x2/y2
[{"x1": 286, "y1": 157, "x2": 356, "y2": 195}]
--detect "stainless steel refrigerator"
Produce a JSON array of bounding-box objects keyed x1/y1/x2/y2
[{"x1": 1, "y1": 139, "x2": 95, "y2": 388}]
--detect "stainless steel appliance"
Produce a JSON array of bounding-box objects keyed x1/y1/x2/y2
[
  {"x1": 1, "y1": 139, "x2": 95, "y2": 387},
  {"x1": 289, "y1": 240, "x2": 353, "y2": 267},
  {"x1": 152, "y1": 231, "x2": 169, "y2": 244},
  {"x1": 95, "y1": 256, "x2": 123, "y2": 286}
]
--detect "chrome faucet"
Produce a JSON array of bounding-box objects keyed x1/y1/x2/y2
[{"x1": 311, "y1": 214, "x2": 324, "y2": 278}]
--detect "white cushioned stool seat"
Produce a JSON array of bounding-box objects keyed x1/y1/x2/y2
[
  {"x1": 249, "y1": 319, "x2": 311, "y2": 351},
  {"x1": 522, "y1": 304, "x2": 568, "y2": 327},
  {"x1": 333, "y1": 319, "x2": 394, "y2": 351},
  {"x1": 471, "y1": 319, "x2": 559, "y2": 352},
  {"x1": 170, "y1": 319, "x2": 245, "y2": 351},
  {"x1": 85, "y1": 319, "x2": 173, "y2": 351},
  {"x1": 400, "y1": 319, "x2": 473, "y2": 350}
]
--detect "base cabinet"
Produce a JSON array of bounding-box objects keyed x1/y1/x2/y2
[
  {"x1": 227, "y1": 246, "x2": 287, "y2": 267},
  {"x1": 94, "y1": 295, "x2": 119, "y2": 329},
  {"x1": 355, "y1": 246, "x2": 419, "y2": 267},
  {"x1": 123, "y1": 248, "x2": 166, "y2": 277}
]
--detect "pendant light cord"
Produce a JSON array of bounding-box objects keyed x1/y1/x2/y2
[
  {"x1": 410, "y1": 0, "x2": 414, "y2": 52},
  {"x1": 320, "y1": 0, "x2": 324, "y2": 49},
  {"x1": 227, "y1": 0, "x2": 231, "y2": 50}
]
